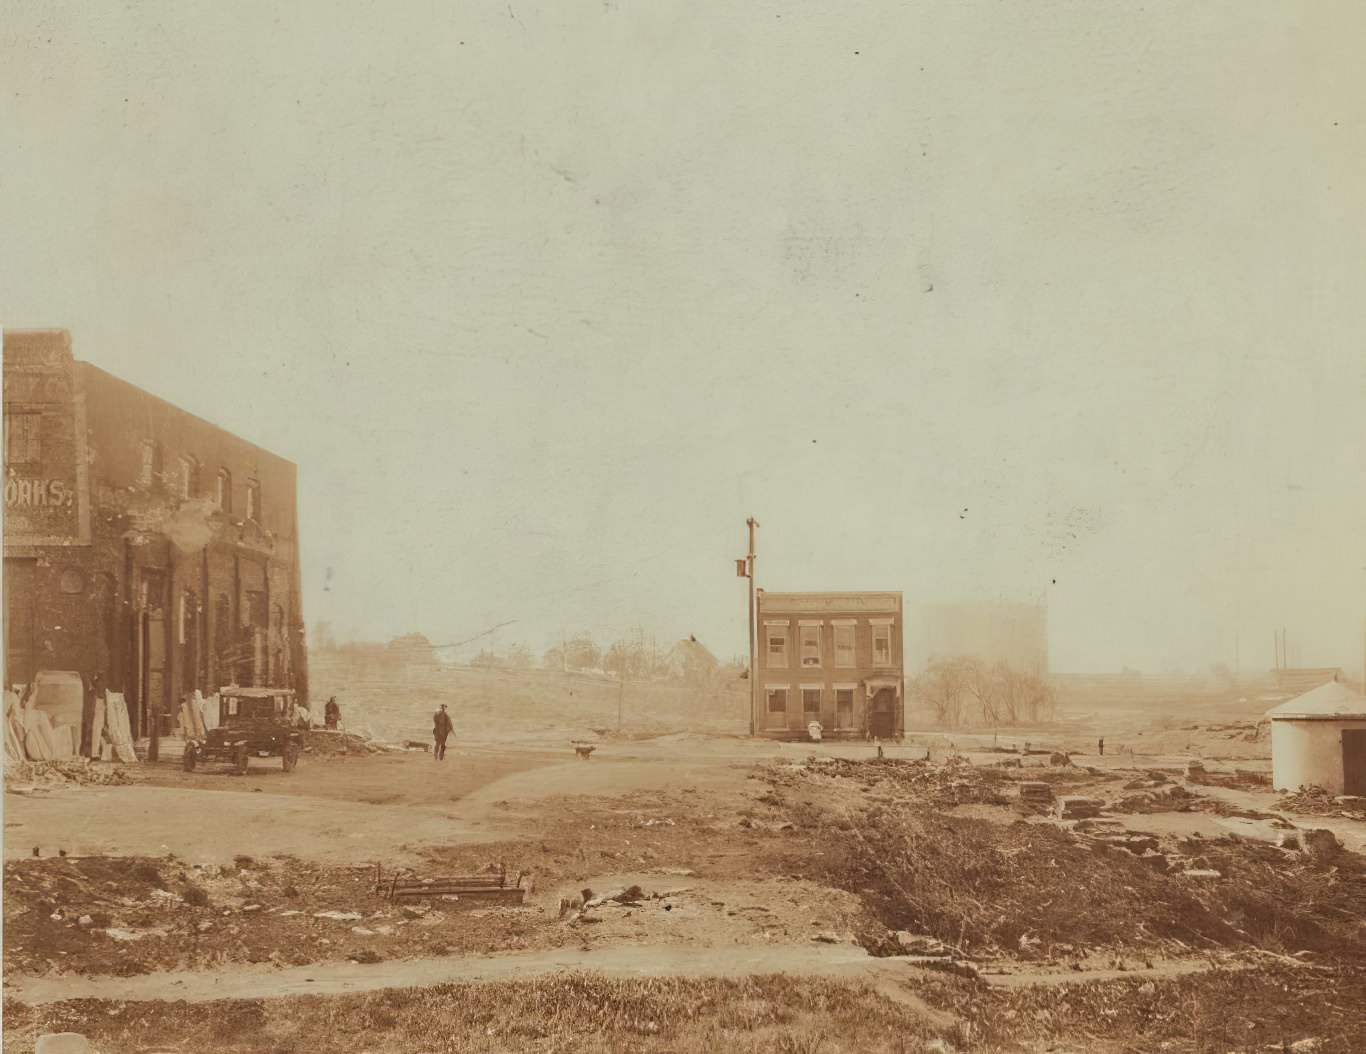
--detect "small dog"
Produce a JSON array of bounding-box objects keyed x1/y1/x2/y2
[{"x1": 573, "y1": 743, "x2": 595, "y2": 760}]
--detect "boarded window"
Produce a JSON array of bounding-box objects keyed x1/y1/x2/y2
[
  {"x1": 799, "y1": 625, "x2": 821, "y2": 667},
  {"x1": 178, "y1": 457, "x2": 198, "y2": 499},
  {"x1": 217, "y1": 469, "x2": 232, "y2": 512},
  {"x1": 803, "y1": 687, "x2": 821, "y2": 715},
  {"x1": 836, "y1": 688, "x2": 855, "y2": 728},
  {"x1": 767, "y1": 687, "x2": 787, "y2": 713},
  {"x1": 766, "y1": 626, "x2": 788, "y2": 668},
  {"x1": 835, "y1": 625, "x2": 855, "y2": 667},
  {"x1": 872, "y1": 625, "x2": 892, "y2": 665},
  {"x1": 5, "y1": 413, "x2": 41, "y2": 464}
]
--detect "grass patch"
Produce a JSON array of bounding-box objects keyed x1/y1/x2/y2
[{"x1": 3, "y1": 974, "x2": 963, "y2": 1054}]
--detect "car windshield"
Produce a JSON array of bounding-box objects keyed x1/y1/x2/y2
[{"x1": 224, "y1": 696, "x2": 286, "y2": 720}]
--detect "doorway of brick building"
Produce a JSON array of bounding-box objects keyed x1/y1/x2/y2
[{"x1": 869, "y1": 687, "x2": 897, "y2": 740}]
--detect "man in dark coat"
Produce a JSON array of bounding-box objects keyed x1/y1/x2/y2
[{"x1": 433, "y1": 704, "x2": 453, "y2": 760}]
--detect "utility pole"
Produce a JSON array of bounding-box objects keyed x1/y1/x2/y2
[{"x1": 746, "y1": 517, "x2": 759, "y2": 737}]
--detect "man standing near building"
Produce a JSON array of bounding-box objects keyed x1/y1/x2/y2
[{"x1": 433, "y1": 703, "x2": 453, "y2": 761}]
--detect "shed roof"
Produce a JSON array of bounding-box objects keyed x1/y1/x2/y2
[{"x1": 1265, "y1": 680, "x2": 1366, "y2": 721}]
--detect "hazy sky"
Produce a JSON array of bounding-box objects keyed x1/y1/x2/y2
[{"x1": 4, "y1": 2, "x2": 1364, "y2": 673}]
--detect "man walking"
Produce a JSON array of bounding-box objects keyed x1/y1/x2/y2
[{"x1": 433, "y1": 703, "x2": 453, "y2": 761}]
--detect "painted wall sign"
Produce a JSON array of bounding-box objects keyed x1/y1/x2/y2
[
  {"x1": 2, "y1": 331, "x2": 92, "y2": 547},
  {"x1": 5, "y1": 476, "x2": 76, "y2": 508}
]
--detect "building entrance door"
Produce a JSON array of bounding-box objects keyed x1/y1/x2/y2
[
  {"x1": 133, "y1": 573, "x2": 166, "y2": 740},
  {"x1": 869, "y1": 687, "x2": 897, "y2": 740},
  {"x1": 1344, "y1": 729, "x2": 1366, "y2": 796}
]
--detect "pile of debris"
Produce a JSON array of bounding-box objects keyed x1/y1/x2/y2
[
  {"x1": 4, "y1": 759, "x2": 132, "y2": 791},
  {"x1": 1186, "y1": 766, "x2": 1272, "y2": 791},
  {"x1": 557, "y1": 883, "x2": 690, "y2": 926},
  {"x1": 1276, "y1": 786, "x2": 1366, "y2": 822},
  {"x1": 1109, "y1": 784, "x2": 1199, "y2": 814},
  {"x1": 304, "y1": 730, "x2": 384, "y2": 756},
  {"x1": 770, "y1": 756, "x2": 1015, "y2": 807}
]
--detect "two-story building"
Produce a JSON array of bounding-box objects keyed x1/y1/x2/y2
[
  {"x1": 3, "y1": 329, "x2": 307, "y2": 743},
  {"x1": 754, "y1": 590, "x2": 904, "y2": 740}
]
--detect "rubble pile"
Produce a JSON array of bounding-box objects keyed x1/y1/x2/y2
[
  {"x1": 768, "y1": 757, "x2": 1016, "y2": 807},
  {"x1": 1276, "y1": 786, "x2": 1366, "y2": 822},
  {"x1": 303, "y1": 730, "x2": 384, "y2": 756},
  {"x1": 3, "y1": 853, "x2": 560, "y2": 978},
  {"x1": 1108, "y1": 784, "x2": 1198, "y2": 814},
  {"x1": 1054, "y1": 796, "x2": 1103, "y2": 819},
  {"x1": 775, "y1": 754, "x2": 1366, "y2": 967},
  {"x1": 4, "y1": 759, "x2": 132, "y2": 790},
  {"x1": 1187, "y1": 767, "x2": 1272, "y2": 790}
]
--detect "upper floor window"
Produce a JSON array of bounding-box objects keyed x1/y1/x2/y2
[
  {"x1": 5, "y1": 413, "x2": 41, "y2": 465},
  {"x1": 178, "y1": 457, "x2": 198, "y2": 499},
  {"x1": 799, "y1": 624, "x2": 821, "y2": 667},
  {"x1": 766, "y1": 625, "x2": 788, "y2": 668},
  {"x1": 140, "y1": 441, "x2": 156, "y2": 485},
  {"x1": 834, "y1": 624, "x2": 856, "y2": 667},
  {"x1": 246, "y1": 479, "x2": 261, "y2": 522},
  {"x1": 216, "y1": 469, "x2": 233, "y2": 513},
  {"x1": 872, "y1": 625, "x2": 893, "y2": 666}
]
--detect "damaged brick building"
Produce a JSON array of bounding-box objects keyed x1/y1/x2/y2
[{"x1": 3, "y1": 329, "x2": 308, "y2": 740}]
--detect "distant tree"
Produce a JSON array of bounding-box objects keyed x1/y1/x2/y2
[
  {"x1": 506, "y1": 643, "x2": 535, "y2": 669},
  {"x1": 564, "y1": 634, "x2": 601, "y2": 672},
  {"x1": 470, "y1": 649, "x2": 504, "y2": 669},
  {"x1": 542, "y1": 646, "x2": 565, "y2": 671},
  {"x1": 1018, "y1": 667, "x2": 1056, "y2": 722},
  {"x1": 916, "y1": 658, "x2": 972, "y2": 728},
  {"x1": 605, "y1": 640, "x2": 630, "y2": 678},
  {"x1": 918, "y1": 656, "x2": 1056, "y2": 729},
  {"x1": 386, "y1": 633, "x2": 437, "y2": 666}
]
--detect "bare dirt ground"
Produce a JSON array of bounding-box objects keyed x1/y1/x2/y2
[{"x1": 5, "y1": 721, "x2": 1366, "y2": 1053}]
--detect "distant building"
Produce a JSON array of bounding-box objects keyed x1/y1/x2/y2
[
  {"x1": 755, "y1": 590, "x2": 903, "y2": 740},
  {"x1": 1267, "y1": 681, "x2": 1366, "y2": 795},
  {"x1": 910, "y1": 601, "x2": 1048, "y2": 674},
  {"x1": 3, "y1": 329, "x2": 307, "y2": 741}
]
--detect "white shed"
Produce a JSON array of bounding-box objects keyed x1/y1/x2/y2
[{"x1": 1267, "y1": 681, "x2": 1366, "y2": 796}]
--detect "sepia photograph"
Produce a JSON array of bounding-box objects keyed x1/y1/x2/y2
[{"x1": 3, "y1": 3, "x2": 1365, "y2": 1052}]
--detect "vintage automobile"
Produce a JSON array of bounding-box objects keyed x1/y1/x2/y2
[{"x1": 184, "y1": 687, "x2": 304, "y2": 774}]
